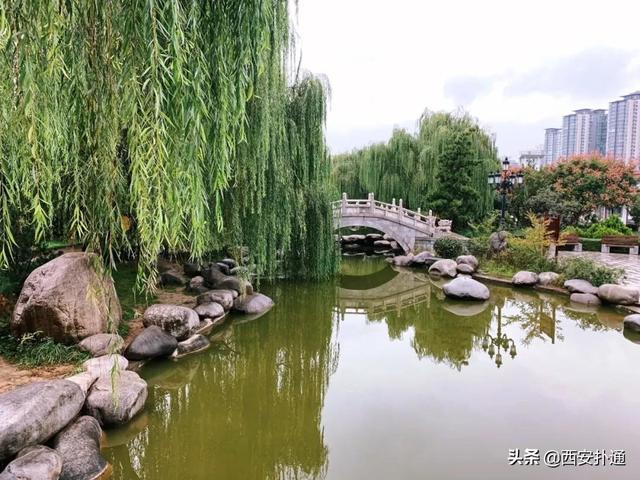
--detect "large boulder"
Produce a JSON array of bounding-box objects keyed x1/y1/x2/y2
[
  {"x1": 373, "y1": 239, "x2": 392, "y2": 248},
  {"x1": 215, "y1": 262, "x2": 231, "y2": 276},
  {"x1": 0, "y1": 380, "x2": 84, "y2": 461},
  {"x1": 233, "y1": 293, "x2": 274, "y2": 315},
  {"x1": 124, "y1": 326, "x2": 178, "y2": 361},
  {"x1": 564, "y1": 279, "x2": 598, "y2": 295},
  {"x1": 428, "y1": 259, "x2": 457, "y2": 277},
  {"x1": 52, "y1": 416, "x2": 109, "y2": 480},
  {"x1": 85, "y1": 371, "x2": 147, "y2": 426},
  {"x1": 201, "y1": 267, "x2": 244, "y2": 294},
  {"x1": 538, "y1": 272, "x2": 560, "y2": 286},
  {"x1": 456, "y1": 255, "x2": 479, "y2": 271},
  {"x1": 171, "y1": 334, "x2": 210, "y2": 359},
  {"x1": 11, "y1": 252, "x2": 122, "y2": 344},
  {"x1": 443, "y1": 277, "x2": 490, "y2": 301},
  {"x1": 623, "y1": 314, "x2": 640, "y2": 332},
  {"x1": 142, "y1": 304, "x2": 200, "y2": 340},
  {"x1": 78, "y1": 333, "x2": 123, "y2": 357},
  {"x1": 598, "y1": 284, "x2": 639, "y2": 305},
  {"x1": 82, "y1": 354, "x2": 128, "y2": 377},
  {"x1": 341, "y1": 234, "x2": 366, "y2": 244},
  {"x1": 570, "y1": 293, "x2": 601, "y2": 306},
  {"x1": 489, "y1": 231, "x2": 508, "y2": 254},
  {"x1": 196, "y1": 289, "x2": 236, "y2": 310},
  {"x1": 194, "y1": 302, "x2": 225, "y2": 320},
  {"x1": 512, "y1": 271, "x2": 538, "y2": 286},
  {"x1": 0, "y1": 445, "x2": 62, "y2": 480},
  {"x1": 65, "y1": 372, "x2": 97, "y2": 397}
]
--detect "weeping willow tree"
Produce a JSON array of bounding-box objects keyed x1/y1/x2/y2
[
  {"x1": 332, "y1": 110, "x2": 498, "y2": 229},
  {"x1": 0, "y1": 0, "x2": 337, "y2": 291}
]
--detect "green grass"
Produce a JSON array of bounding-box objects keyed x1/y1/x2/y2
[
  {"x1": 0, "y1": 317, "x2": 90, "y2": 367},
  {"x1": 478, "y1": 259, "x2": 519, "y2": 279}
]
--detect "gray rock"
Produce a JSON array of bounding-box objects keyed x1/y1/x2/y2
[
  {"x1": 220, "y1": 258, "x2": 238, "y2": 269},
  {"x1": 171, "y1": 334, "x2": 210, "y2": 359},
  {"x1": 78, "y1": 333, "x2": 123, "y2": 357},
  {"x1": 159, "y1": 269, "x2": 187, "y2": 286},
  {"x1": 186, "y1": 276, "x2": 208, "y2": 294},
  {"x1": 194, "y1": 302, "x2": 225, "y2": 320},
  {"x1": 11, "y1": 252, "x2": 121, "y2": 344},
  {"x1": 64, "y1": 372, "x2": 97, "y2": 397},
  {"x1": 124, "y1": 326, "x2": 178, "y2": 361},
  {"x1": 0, "y1": 445, "x2": 62, "y2": 480},
  {"x1": 623, "y1": 314, "x2": 640, "y2": 332},
  {"x1": 196, "y1": 289, "x2": 235, "y2": 310},
  {"x1": 512, "y1": 271, "x2": 539, "y2": 286},
  {"x1": 538, "y1": 272, "x2": 560, "y2": 286},
  {"x1": 598, "y1": 284, "x2": 639, "y2": 305},
  {"x1": 85, "y1": 371, "x2": 147, "y2": 426},
  {"x1": 456, "y1": 263, "x2": 475, "y2": 274},
  {"x1": 489, "y1": 231, "x2": 508, "y2": 254},
  {"x1": 443, "y1": 277, "x2": 490, "y2": 301},
  {"x1": 215, "y1": 262, "x2": 231, "y2": 276},
  {"x1": 52, "y1": 416, "x2": 108, "y2": 480},
  {"x1": 456, "y1": 255, "x2": 479, "y2": 270},
  {"x1": 0, "y1": 380, "x2": 84, "y2": 461},
  {"x1": 428, "y1": 259, "x2": 458, "y2": 277},
  {"x1": 142, "y1": 304, "x2": 200, "y2": 340},
  {"x1": 183, "y1": 262, "x2": 201, "y2": 277},
  {"x1": 564, "y1": 279, "x2": 598, "y2": 295},
  {"x1": 365, "y1": 233, "x2": 384, "y2": 242},
  {"x1": 233, "y1": 293, "x2": 275, "y2": 315},
  {"x1": 82, "y1": 354, "x2": 128, "y2": 377},
  {"x1": 570, "y1": 293, "x2": 601, "y2": 306},
  {"x1": 412, "y1": 251, "x2": 436, "y2": 265},
  {"x1": 201, "y1": 267, "x2": 244, "y2": 294}
]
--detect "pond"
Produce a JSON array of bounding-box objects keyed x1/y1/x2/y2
[{"x1": 103, "y1": 257, "x2": 640, "y2": 479}]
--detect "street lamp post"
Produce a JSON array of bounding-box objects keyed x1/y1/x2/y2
[
  {"x1": 487, "y1": 157, "x2": 524, "y2": 227},
  {"x1": 481, "y1": 304, "x2": 517, "y2": 368}
]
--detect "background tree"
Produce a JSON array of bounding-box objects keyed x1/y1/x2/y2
[{"x1": 331, "y1": 110, "x2": 498, "y2": 228}]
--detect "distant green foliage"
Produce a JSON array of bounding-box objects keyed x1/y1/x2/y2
[
  {"x1": 332, "y1": 111, "x2": 498, "y2": 229},
  {"x1": 0, "y1": 318, "x2": 89, "y2": 367},
  {"x1": 560, "y1": 257, "x2": 624, "y2": 286},
  {"x1": 565, "y1": 215, "x2": 633, "y2": 239},
  {"x1": 434, "y1": 238, "x2": 465, "y2": 259},
  {"x1": 467, "y1": 213, "x2": 497, "y2": 258}
]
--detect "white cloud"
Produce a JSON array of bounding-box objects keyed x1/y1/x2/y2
[{"x1": 295, "y1": 0, "x2": 640, "y2": 157}]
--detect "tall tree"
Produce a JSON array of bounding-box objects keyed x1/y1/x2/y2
[{"x1": 0, "y1": 0, "x2": 337, "y2": 289}]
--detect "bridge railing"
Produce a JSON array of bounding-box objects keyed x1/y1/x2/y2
[{"x1": 332, "y1": 193, "x2": 452, "y2": 233}]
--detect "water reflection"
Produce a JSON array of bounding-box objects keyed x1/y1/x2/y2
[{"x1": 104, "y1": 257, "x2": 636, "y2": 479}]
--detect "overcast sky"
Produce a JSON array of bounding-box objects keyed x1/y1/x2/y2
[{"x1": 295, "y1": 0, "x2": 640, "y2": 159}]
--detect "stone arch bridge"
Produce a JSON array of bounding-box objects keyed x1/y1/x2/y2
[{"x1": 333, "y1": 193, "x2": 465, "y2": 253}]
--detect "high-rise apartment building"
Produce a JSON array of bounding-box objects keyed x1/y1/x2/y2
[
  {"x1": 605, "y1": 91, "x2": 640, "y2": 162},
  {"x1": 543, "y1": 128, "x2": 562, "y2": 165},
  {"x1": 561, "y1": 109, "x2": 607, "y2": 157}
]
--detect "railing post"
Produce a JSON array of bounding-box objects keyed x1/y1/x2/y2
[
  {"x1": 398, "y1": 199, "x2": 403, "y2": 219},
  {"x1": 368, "y1": 192, "x2": 375, "y2": 213},
  {"x1": 342, "y1": 192, "x2": 347, "y2": 209}
]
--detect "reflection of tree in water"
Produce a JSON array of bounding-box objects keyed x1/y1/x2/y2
[
  {"x1": 371, "y1": 286, "x2": 492, "y2": 370},
  {"x1": 499, "y1": 289, "x2": 565, "y2": 346},
  {"x1": 104, "y1": 280, "x2": 339, "y2": 480}
]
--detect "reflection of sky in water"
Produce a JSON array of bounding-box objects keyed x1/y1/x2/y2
[{"x1": 104, "y1": 258, "x2": 640, "y2": 480}]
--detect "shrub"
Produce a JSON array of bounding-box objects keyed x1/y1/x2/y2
[
  {"x1": 568, "y1": 215, "x2": 633, "y2": 239},
  {"x1": 434, "y1": 237, "x2": 465, "y2": 259},
  {"x1": 467, "y1": 214, "x2": 497, "y2": 259},
  {"x1": 560, "y1": 257, "x2": 624, "y2": 286}
]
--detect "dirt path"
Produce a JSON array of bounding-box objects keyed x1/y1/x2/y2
[{"x1": 0, "y1": 357, "x2": 76, "y2": 394}]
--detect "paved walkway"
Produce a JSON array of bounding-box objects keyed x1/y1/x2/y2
[{"x1": 558, "y1": 251, "x2": 640, "y2": 287}]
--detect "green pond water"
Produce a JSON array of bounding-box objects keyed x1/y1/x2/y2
[{"x1": 104, "y1": 257, "x2": 640, "y2": 479}]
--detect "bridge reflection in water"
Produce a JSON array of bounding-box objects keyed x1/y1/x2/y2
[{"x1": 336, "y1": 256, "x2": 629, "y2": 369}]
